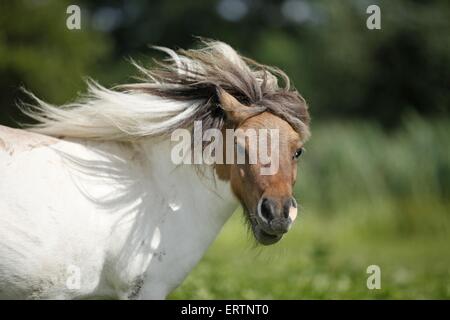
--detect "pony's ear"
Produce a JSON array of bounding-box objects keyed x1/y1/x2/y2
[{"x1": 216, "y1": 87, "x2": 265, "y2": 125}]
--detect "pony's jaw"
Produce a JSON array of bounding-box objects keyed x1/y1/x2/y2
[
  {"x1": 242, "y1": 206, "x2": 283, "y2": 245},
  {"x1": 252, "y1": 223, "x2": 283, "y2": 245}
]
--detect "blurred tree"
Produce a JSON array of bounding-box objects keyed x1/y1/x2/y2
[
  {"x1": 309, "y1": 0, "x2": 450, "y2": 126},
  {"x1": 68, "y1": 0, "x2": 450, "y2": 126},
  {"x1": 1, "y1": 0, "x2": 449, "y2": 128},
  {"x1": 0, "y1": 0, "x2": 109, "y2": 127}
]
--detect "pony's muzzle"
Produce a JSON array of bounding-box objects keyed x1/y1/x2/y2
[{"x1": 256, "y1": 196, "x2": 298, "y2": 235}]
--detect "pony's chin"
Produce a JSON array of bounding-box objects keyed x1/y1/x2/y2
[{"x1": 253, "y1": 225, "x2": 282, "y2": 245}]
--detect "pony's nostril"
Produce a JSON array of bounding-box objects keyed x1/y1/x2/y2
[{"x1": 260, "y1": 198, "x2": 274, "y2": 222}]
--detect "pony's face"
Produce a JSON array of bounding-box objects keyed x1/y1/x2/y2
[{"x1": 217, "y1": 89, "x2": 304, "y2": 245}]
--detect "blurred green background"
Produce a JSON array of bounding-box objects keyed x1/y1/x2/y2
[{"x1": 1, "y1": 0, "x2": 449, "y2": 299}]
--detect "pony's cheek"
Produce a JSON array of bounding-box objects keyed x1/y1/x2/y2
[{"x1": 289, "y1": 206, "x2": 298, "y2": 222}]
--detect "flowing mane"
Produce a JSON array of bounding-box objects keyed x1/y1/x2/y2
[{"x1": 22, "y1": 40, "x2": 310, "y2": 142}]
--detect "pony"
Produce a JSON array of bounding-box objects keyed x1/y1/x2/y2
[{"x1": 0, "y1": 40, "x2": 310, "y2": 299}]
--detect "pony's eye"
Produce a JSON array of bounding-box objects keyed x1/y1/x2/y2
[{"x1": 293, "y1": 148, "x2": 304, "y2": 160}]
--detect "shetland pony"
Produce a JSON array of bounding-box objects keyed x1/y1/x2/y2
[{"x1": 0, "y1": 41, "x2": 310, "y2": 299}]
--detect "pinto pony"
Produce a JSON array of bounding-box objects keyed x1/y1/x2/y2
[{"x1": 0, "y1": 41, "x2": 310, "y2": 299}]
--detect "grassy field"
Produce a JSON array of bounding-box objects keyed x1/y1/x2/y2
[
  {"x1": 169, "y1": 117, "x2": 450, "y2": 299},
  {"x1": 170, "y1": 213, "x2": 450, "y2": 299}
]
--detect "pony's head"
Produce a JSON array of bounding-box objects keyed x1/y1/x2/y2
[{"x1": 216, "y1": 88, "x2": 308, "y2": 245}]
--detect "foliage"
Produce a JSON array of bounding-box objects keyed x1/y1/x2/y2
[
  {"x1": 0, "y1": 0, "x2": 109, "y2": 126},
  {"x1": 1, "y1": 0, "x2": 449, "y2": 127}
]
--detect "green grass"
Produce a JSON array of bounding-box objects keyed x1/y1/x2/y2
[
  {"x1": 169, "y1": 117, "x2": 450, "y2": 299},
  {"x1": 169, "y1": 210, "x2": 450, "y2": 299}
]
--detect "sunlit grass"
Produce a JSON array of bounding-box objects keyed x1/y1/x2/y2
[{"x1": 170, "y1": 208, "x2": 450, "y2": 299}]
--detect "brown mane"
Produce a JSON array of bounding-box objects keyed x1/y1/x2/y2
[{"x1": 120, "y1": 40, "x2": 310, "y2": 141}]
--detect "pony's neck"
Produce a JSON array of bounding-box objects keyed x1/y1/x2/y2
[
  {"x1": 138, "y1": 136, "x2": 236, "y2": 225},
  {"x1": 104, "y1": 136, "x2": 237, "y2": 298},
  {"x1": 139, "y1": 136, "x2": 235, "y2": 213}
]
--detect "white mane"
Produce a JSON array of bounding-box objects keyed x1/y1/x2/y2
[{"x1": 22, "y1": 82, "x2": 203, "y2": 141}]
